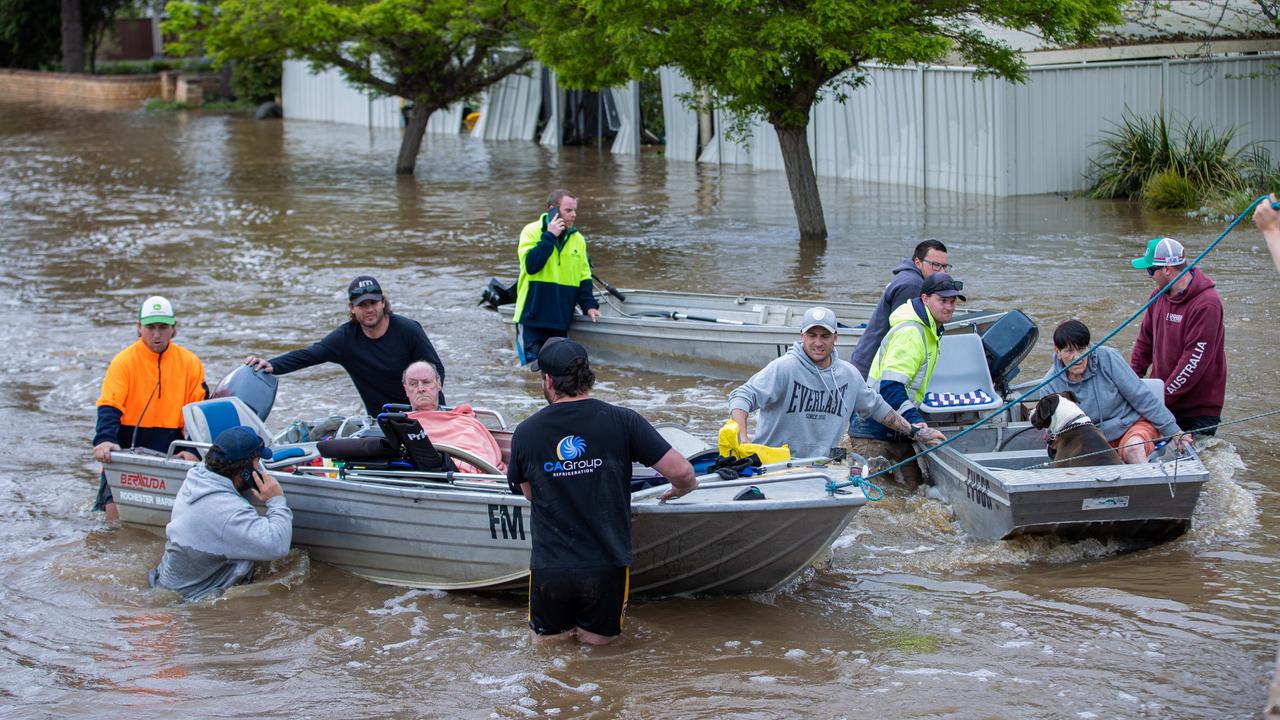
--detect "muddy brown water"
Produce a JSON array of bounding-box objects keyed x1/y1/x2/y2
[{"x1": 1, "y1": 99, "x2": 1277, "y2": 719}]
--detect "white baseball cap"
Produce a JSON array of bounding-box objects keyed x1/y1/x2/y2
[
  {"x1": 138, "y1": 296, "x2": 175, "y2": 325},
  {"x1": 801, "y1": 306, "x2": 837, "y2": 333}
]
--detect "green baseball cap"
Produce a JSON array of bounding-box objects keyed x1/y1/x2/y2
[{"x1": 1131, "y1": 237, "x2": 1185, "y2": 269}]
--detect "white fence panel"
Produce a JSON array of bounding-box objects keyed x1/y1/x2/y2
[
  {"x1": 659, "y1": 67, "x2": 698, "y2": 161},
  {"x1": 473, "y1": 65, "x2": 542, "y2": 141},
  {"x1": 425, "y1": 103, "x2": 464, "y2": 134},
  {"x1": 610, "y1": 81, "x2": 641, "y2": 155}
]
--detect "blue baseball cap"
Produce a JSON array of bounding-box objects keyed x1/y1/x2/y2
[{"x1": 209, "y1": 426, "x2": 272, "y2": 462}]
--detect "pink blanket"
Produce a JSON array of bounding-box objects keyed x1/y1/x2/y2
[{"x1": 407, "y1": 405, "x2": 506, "y2": 474}]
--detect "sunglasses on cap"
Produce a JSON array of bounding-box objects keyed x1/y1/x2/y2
[
  {"x1": 932, "y1": 280, "x2": 963, "y2": 292},
  {"x1": 349, "y1": 286, "x2": 382, "y2": 300}
]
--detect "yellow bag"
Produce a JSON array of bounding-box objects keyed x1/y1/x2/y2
[{"x1": 718, "y1": 420, "x2": 791, "y2": 464}]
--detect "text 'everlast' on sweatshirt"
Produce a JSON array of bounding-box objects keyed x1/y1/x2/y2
[{"x1": 728, "y1": 342, "x2": 896, "y2": 459}]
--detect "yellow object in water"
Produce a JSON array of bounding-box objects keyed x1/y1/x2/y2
[{"x1": 717, "y1": 419, "x2": 791, "y2": 464}]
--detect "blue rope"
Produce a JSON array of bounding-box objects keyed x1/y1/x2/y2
[
  {"x1": 829, "y1": 472, "x2": 885, "y2": 501},
  {"x1": 829, "y1": 195, "x2": 1273, "y2": 491}
]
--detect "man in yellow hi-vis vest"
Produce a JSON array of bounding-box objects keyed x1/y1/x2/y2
[{"x1": 512, "y1": 189, "x2": 600, "y2": 366}]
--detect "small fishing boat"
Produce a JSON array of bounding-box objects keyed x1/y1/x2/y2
[
  {"x1": 485, "y1": 283, "x2": 1009, "y2": 378},
  {"x1": 905, "y1": 326, "x2": 1209, "y2": 542},
  {"x1": 104, "y1": 375, "x2": 868, "y2": 597}
]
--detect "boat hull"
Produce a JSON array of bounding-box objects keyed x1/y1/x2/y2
[
  {"x1": 498, "y1": 289, "x2": 1007, "y2": 378},
  {"x1": 105, "y1": 453, "x2": 864, "y2": 597},
  {"x1": 921, "y1": 422, "x2": 1207, "y2": 542}
]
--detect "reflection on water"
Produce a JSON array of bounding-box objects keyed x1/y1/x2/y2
[{"x1": 1, "y1": 98, "x2": 1278, "y2": 719}]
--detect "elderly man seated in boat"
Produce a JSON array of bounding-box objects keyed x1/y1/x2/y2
[
  {"x1": 399, "y1": 361, "x2": 506, "y2": 474},
  {"x1": 1037, "y1": 320, "x2": 1192, "y2": 464}
]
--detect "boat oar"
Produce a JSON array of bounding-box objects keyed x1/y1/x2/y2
[
  {"x1": 637, "y1": 311, "x2": 749, "y2": 325},
  {"x1": 592, "y1": 274, "x2": 626, "y2": 301}
]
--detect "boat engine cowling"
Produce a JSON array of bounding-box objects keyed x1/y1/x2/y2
[
  {"x1": 981, "y1": 310, "x2": 1038, "y2": 395},
  {"x1": 212, "y1": 365, "x2": 279, "y2": 422}
]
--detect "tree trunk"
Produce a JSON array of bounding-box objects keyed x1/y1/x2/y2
[
  {"x1": 395, "y1": 102, "x2": 435, "y2": 175},
  {"x1": 61, "y1": 0, "x2": 84, "y2": 74},
  {"x1": 772, "y1": 122, "x2": 827, "y2": 241}
]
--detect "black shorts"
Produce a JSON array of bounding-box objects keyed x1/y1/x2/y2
[{"x1": 528, "y1": 566, "x2": 629, "y2": 637}]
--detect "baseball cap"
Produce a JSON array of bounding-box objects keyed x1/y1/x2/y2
[
  {"x1": 208, "y1": 426, "x2": 272, "y2": 462},
  {"x1": 138, "y1": 296, "x2": 176, "y2": 325},
  {"x1": 1131, "y1": 237, "x2": 1185, "y2": 269},
  {"x1": 801, "y1": 307, "x2": 838, "y2": 334},
  {"x1": 537, "y1": 337, "x2": 589, "y2": 376},
  {"x1": 348, "y1": 275, "x2": 384, "y2": 304},
  {"x1": 921, "y1": 272, "x2": 967, "y2": 301}
]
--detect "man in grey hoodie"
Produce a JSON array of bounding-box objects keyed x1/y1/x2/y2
[
  {"x1": 849, "y1": 240, "x2": 950, "y2": 378},
  {"x1": 728, "y1": 307, "x2": 929, "y2": 460},
  {"x1": 1038, "y1": 320, "x2": 1191, "y2": 464},
  {"x1": 150, "y1": 426, "x2": 293, "y2": 601}
]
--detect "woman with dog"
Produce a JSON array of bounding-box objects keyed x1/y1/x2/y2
[{"x1": 1038, "y1": 320, "x2": 1191, "y2": 464}]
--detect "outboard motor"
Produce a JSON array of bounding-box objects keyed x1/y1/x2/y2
[
  {"x1": 479, "y1": 278, "x2": 517, "y2": 310},
  {"x1": 981, "y1": 310, "x2": 1038, "y2": 395},
  {"x1": 212, "y1": 365, "x2": 279, "y2": 422}
]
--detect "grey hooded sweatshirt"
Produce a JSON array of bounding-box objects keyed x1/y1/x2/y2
[
  {"x1": 849, "y1": 257, "x2": 924, "y2": 378},
  {"x1": 1037, "y1": 345, "x2": 1180, "y2": 442},
  {"x1": 150, "y1": 463, "x2": 293, "y2": 601},
  {"x1": 728, "y1": 341, "x2": 896, "y2": 459}
]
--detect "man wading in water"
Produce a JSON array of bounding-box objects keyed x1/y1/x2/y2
[{"x1": 506, "y1": 339, "x2": 696, "y2": 645}]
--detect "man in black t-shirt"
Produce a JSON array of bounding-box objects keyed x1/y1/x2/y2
[
  {"x1": 507, "y1": 338, "x2": 697, "y2": 646},
  {"x1": 244, "y1": 276, "x2": 446, "y2": 416}
]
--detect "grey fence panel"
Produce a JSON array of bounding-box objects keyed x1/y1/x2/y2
[
  {"x1": 1166, "y1": 57, "x2": 1280, "y2": 152},
  {"x1": 1007, "y1": 63, "x2": 1163, "y2": 195},
  {"x1": 924, "y1": 69, "x2": 998, "y2": 195}
]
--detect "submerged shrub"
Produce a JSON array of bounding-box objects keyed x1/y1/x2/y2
[
  {"x1": 1141, "y1": 170, "x2": 1199, "y2": 210},
  {"x1": 1087, "y1": 110, "x2": 1252, "y2": 207}
]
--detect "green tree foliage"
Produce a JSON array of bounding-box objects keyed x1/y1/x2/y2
[
  {"x1": 0, "y1": 0, "x2": 61, "y2": 69},
  {"x1": 165, "y1": 0, "x2": 536, "y2": 174},
  {"x1": 527, "y1": 0, "x2": 1126, "y2": 241}
]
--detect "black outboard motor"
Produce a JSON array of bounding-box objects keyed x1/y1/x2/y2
[
  {"x1": 981, "y1": 310, "x2": 1038, "y2": 395},
  {"x1": 479, "y1": 278, "x2": 517, "y2": 310},
  {"x1": 212, "y1": 365, "x2": 279, "y2": 422}
]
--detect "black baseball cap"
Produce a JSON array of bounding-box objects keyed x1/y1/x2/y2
[
  {"x1": 348, "y1": 275, "x2": 383, "y2": 304},
  {"x1": 921, "y1": 272, "x2": 966, "y2": 301},
  {"x1": 537, "y1": 337, "x2": 589, "y2": 376},
  {"x1": 208, "y1": 426, "x2": 272, "y2": 462}
]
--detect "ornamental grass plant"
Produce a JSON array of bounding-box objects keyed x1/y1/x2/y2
[{"x1": 1086, "y1": 109, "x2": 1265, "y2": 214}]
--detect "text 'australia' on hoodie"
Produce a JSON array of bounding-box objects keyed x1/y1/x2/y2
[
  {"x1": 728, "y1": 341, "x2": 895, "y2": 459},
  {"x1": 150, "y1": 463, "x2": 293, "y2": 602},
  {"x1": 1129, "y1": 268, "x2": 1227, "y2": 418}
]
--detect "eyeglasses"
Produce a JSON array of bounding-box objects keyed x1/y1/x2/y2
[{"x1": 923, "y1": 259, "x2": 953, "y2": 272}]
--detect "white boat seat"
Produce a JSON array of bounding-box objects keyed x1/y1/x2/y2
[
  {"x1": 183, "y1": 397, "x2": 317, "y2": 465},
  {"x1": 1141, "y1": 377, "x2": 1165, "y2": 405},
  {"x1": 921, "y1": 334, "x2": 1004, "y2": 414}
]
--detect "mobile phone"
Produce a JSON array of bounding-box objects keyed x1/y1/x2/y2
[
  {"x1": 547, "y1": 207, "x2": 560, "y2": 224},
  {"x1": 239, "y1": 465, "x2": 257, "y2": 493}
]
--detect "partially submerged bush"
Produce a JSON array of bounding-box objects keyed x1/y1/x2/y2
[{"x1": 1141, "y1": 169, "x2": 1199, "y2": 210}]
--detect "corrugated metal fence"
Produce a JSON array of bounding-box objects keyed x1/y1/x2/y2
[
  {"x1": 282, "y1": 56, "x2": 1279, "y2": 195},
  {"x1": 683, "y1": 56, "x2": 1280, "y2": 196}
]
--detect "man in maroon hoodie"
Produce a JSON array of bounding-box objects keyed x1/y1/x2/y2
[{"x1": 1129, "y1": 237, "x2": 1226, "y2": 436}]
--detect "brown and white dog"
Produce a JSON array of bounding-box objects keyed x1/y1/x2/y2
[{"x1": 1029, "y1": 391, "x2": 1123, "y2": 468}]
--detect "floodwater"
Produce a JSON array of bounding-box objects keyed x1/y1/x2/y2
[{"x1": 1, "y1": 98, "x2": 1277, "y2": 719}]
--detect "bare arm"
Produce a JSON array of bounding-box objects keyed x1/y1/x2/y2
[
  {"x1": 1254, "y1": 194, "x2": 1280, "y2": 274},
  {"x1": 730, "y1": 408, "x2": 750, "y2": 443},
  {"x1": 654, "y1": 448, "x2": 697, "y2": 502}
]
